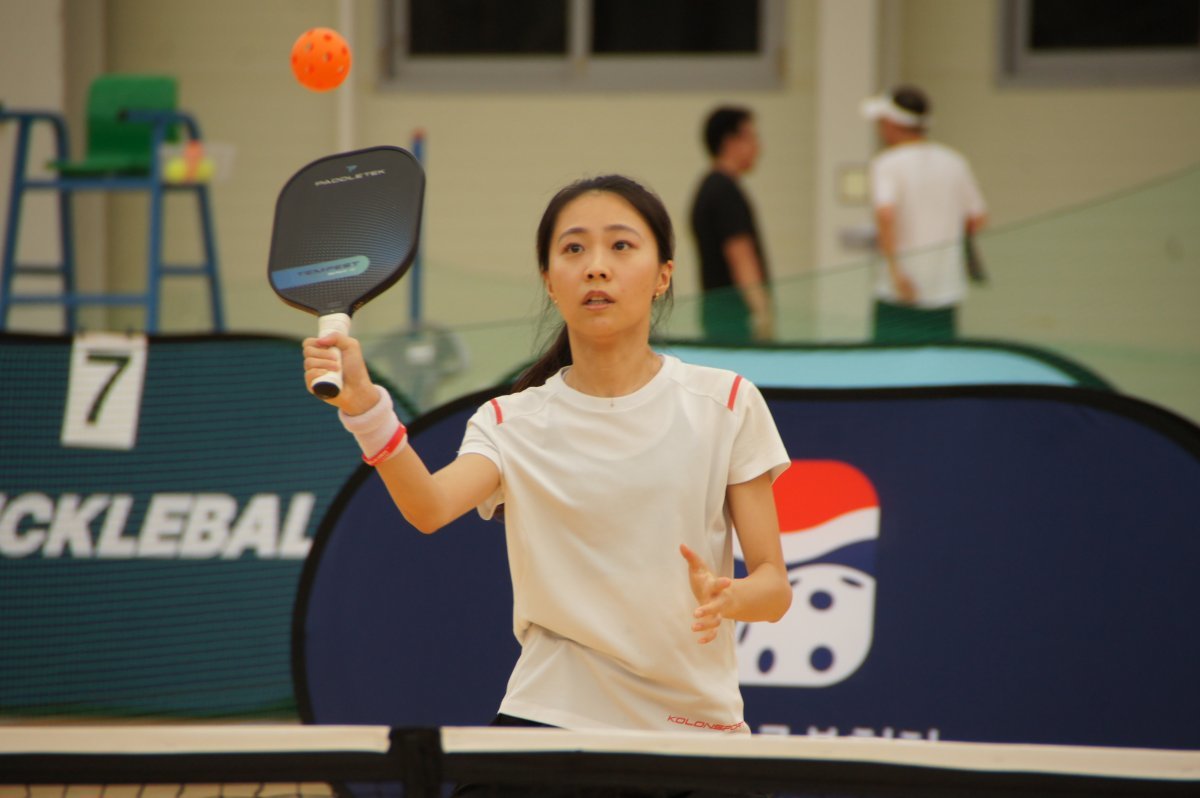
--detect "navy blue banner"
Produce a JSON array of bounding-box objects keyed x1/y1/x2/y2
[
  {"x1": 296, "y1": 384, "x2": 1200, "y2": 749},
  {"x1": 295, "y1": 399, "x2": 518, "y2": 728}
]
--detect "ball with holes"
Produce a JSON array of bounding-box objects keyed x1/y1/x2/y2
[{"x1": 291, "y1": 27, "x2": 352, "y2": 92}]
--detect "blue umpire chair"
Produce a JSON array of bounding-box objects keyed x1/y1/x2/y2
[{"x1": 0, "y1": 74, "x2": 224, "y2": 332}]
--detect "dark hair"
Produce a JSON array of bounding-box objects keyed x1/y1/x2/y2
[
  {"x1": 703, "y1": 106, "x2": 753, "y2": 158},
  {"x1": 513, "y1": 175, "x2": 675, "y2": 393},
  {"x1": 892, "y1": 85, "x2": 930, "y2": 118}
]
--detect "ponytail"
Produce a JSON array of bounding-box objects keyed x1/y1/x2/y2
[{"x1": 512, "y1": 325, "x2": 571, "y2": 393}]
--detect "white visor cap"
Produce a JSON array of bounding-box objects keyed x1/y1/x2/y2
[{"x1": 860, "y1": 94, "x2": 926, "y2": 128}]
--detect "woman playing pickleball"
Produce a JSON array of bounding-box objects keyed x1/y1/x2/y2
[{"x1": 302, "y1": 175, "x2": 791, "y2": 761}]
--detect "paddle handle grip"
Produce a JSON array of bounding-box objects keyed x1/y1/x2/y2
[{"x1": 313, "y1": 313, "x2": 352, "y2": 399}]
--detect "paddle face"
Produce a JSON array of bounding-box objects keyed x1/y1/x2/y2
[{"x1": 268, "y1": 146, "x2": 425, "y2": 317}]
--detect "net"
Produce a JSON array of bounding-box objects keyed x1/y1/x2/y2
[
  {"x1": 354, "y1": 164, "x2": 1200, "y2": 424},
  {"x1": 1, "y1": 725, "x2": 1197, "y2": 798},
  {"x1": 3, "y1": 783, "x2": 337, "y2": 797}
]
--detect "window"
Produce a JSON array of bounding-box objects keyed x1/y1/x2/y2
[
  {"x1": 384, "y1": 0, "x2": 783, "y2": 90},
  {"x1": 999, "y1": 0, "x2": 1200, "y2": 85},
  {"x1": 590, "y1": 1, "x2": 759, "y2": 55},
  {"x1": 408, "y1": 0, "x2": 567, "y2": 55}
]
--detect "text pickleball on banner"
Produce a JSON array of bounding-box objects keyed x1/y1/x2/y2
[
  {"x1": 296, "y1": 383, "x2": 1200, "y2": 750},
  {"x1": 0, "y1": 333, "x2": 406, "y2": 718}
]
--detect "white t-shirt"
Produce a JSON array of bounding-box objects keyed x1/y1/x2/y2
[
  {"x1": 458, "y1": 354, "x2": 789, "y2": 733},
  {"x1": 869, "y1": 140, "x2": 987, "y2": 308}
]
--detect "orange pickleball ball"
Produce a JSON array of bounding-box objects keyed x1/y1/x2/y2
[{"x1": 291, "y1": 27, "x2": 352, "y2": 92}]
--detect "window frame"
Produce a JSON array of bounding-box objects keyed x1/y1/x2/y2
[
  {"x1": 381, "y1": 0, "x2": 785, "y2": 92},
  {"x1": 997, "y1": 0, "x2": 1200, "y2": 87}
]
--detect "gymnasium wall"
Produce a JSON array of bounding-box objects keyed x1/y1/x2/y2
[
  {"x1": 901, "y1": 0, "x2": 1200, "y2": 226},
  {"x1": 3, "y1": 1, "x2": 1194, "y2": 335},
  {"x1": 1, "y1": 1, "x2": 1197, "y2": 422}
]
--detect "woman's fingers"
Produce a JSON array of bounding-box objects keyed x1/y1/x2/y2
[{"x1": 682, "y1": 545, "x2": 735, "y2": 643}]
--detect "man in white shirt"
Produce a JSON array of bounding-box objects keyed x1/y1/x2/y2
[{"x1": 861, "y1": 86, "x2": 988, "y2": 342}]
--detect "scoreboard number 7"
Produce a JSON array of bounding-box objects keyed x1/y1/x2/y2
[{"x1": 61, "y1": 333, "x2": 149, "y2": 450}]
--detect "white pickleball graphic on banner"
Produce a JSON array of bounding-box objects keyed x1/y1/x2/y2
[
  {"x1": 735, "y1": 460, "x2": 880, "y2": 687},
  {"x1": 61, "y1": 333, "x2": 148, "y2": 450}
]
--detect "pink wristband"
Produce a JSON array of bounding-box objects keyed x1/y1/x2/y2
[
  {"x1": 339, "y1": 385, "x2": 408, "y2": 466},
  {"x1": 362, "y1": 422, "x2": 407, "y2": 466}
]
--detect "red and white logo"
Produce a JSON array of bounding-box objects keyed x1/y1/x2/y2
[{"x1": 734, "y1": 460, "x2": 879, "y2": 687}]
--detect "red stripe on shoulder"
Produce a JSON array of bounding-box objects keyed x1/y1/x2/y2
[
  {"x1": 726, "y1": 374, "x2": 743, "y2": 411},
  {"x1": 489, "y1": 398, "x2": 504, "y2": 425}
]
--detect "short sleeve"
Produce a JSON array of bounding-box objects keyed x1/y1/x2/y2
[
  {"x1": 869, "y1": 156, "x2": 897, "y2": 209},
  {"x1": 710, "y1": 177, "x2": 756, "y2": 243},
  {"x1": 728, "y1": 378, "x2": 790, "y2": 486},
  {"x1": 458, "y1": 402, "x2": 505, "y2": 521},
  {"x1": 961, "y1": 161, "x2": 987, "y2": 218}
]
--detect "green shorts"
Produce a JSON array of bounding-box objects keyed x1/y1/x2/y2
[
  {"x1": 873, "y1": 300, "x2": 957, "y2": 344},
  {"x1": 700, "y1": 291, "x2": 752, "y2": 344}
]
